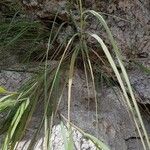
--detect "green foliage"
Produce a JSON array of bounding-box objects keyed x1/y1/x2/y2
[
  {"x1": 0, "y1": 87, "x2": 8, "y2": 94},
  {"x1": 0, "y1": 17, "x2": 49, "y2": 63},
  {"x1": 0, "y1": 0, "x2": 21, "y2": 15},
  {"x1": 0, "y1": 0, "x2": 50, "y2": 63},
  {"x1": 0, "y1": 0, "x2": 149, "y2": 150}
]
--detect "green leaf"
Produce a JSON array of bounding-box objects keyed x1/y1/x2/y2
[
  {"x1": 0, "y1": 99, "x2": 15, "y2": 112},
  {"x1": 61, "y1": 114, "x2": 110, "y2": 150},
  {"x1": 2, "y1": 98, "x2": 30, "y2": 150},
  {"x1": 83, "y1": 10, "x2": 150, "y2": 149},
  {"x1": 60, "y1": 121, "x2": 74, "y2": 150},
  {"x1": 84, "y1": 133, "x2": 110, "y2": 150},
  {"x1": 0, "y1": 86, "x2": 8, "y2": 94},
  {"x1": 60, "y1": 121, "x2": 68, "y2": 150},
  {"x1": 0, "y1": 87, "x2": 17, "y2": 95}
]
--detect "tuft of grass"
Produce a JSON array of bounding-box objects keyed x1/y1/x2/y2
[
  {"x1": 0, "y1": 0, "x2": 149, "y2": 150},
  {"x1": 0, "y1": 18, "x2": 49, "y2": 63},
  {"x1": 0, "y1": 0, "x2": 21, "y2": 16}
]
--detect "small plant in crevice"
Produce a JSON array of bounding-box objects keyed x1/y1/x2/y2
[
  {"x1": 0, "y1": 0, "x2": 22, "y2": 16},
  {"x1": 0, "y1": 0, "x2": 62, "y2": 64},
  {"x1": 0, "y1": 0, "x2": 150, "y2": 150},
  {"x1": 0, "y1": 18, "x2": 50, "y2": 63}
]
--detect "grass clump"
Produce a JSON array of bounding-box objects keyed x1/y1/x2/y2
[
  {"x1": 0, "y1": 0, "x2": 150, "y2": 150},
  {"x1": 0, "y1": 0, "x2": 51, "y2": 64}
]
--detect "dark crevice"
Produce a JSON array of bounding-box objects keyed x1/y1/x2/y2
[{"x1": 125, "y1": 136, "x2": 141, "y2": 141}]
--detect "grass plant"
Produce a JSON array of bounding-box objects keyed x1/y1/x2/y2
[{"x1": 0, "y1": 0, "x2": 149, "y2": 150}]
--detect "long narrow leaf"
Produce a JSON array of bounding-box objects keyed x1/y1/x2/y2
[
  {"x1": 84, "y1": 10, "x2": 150, "y2": 149},
  {"x1": 88, "y1": 33, "x2": 147, "y2": 150}
]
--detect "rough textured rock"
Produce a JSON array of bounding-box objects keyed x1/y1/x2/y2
[
  {"x1": 0, "y1": 0, "x2": 150, "y2": 149},
  {"x1": 0, "y1": 50, "x2": 18, "y2": 69},
  {"x1": 91, "y1": 0, "x2": 150, "y2": 56},
  {"x1": 59, "y1": 69, "x2": 150, "y2": 150},
  {"x1": 15, "y1": 124, "x2": 98, "y2": 150},
  {"x1": 0, "y1": 68, "x2": 150, "y2": 150},
  {"x1": 0, "y1": 70, "x2": 30, "y2": 91},
  {"x1": 22, "y1": 0, "x2": 150, "y2": 57},
  {"x1": 129, "y1": 68, "x2": 150, "y2": 104},
  {"x1": 22, "y1": 0, "x2": 68, "y2": 22}
]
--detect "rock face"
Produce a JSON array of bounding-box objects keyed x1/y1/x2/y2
[
  {"x1": 22, "y1": 0, "x2": 150, "y2": 57},
  {"x1": 59, "y1": 71, "x2": 135, "y2": 150},
  {"x1": 129, "y1": 69, "x2": 150, "y2": 104},
  {"x1": 94, "y1": 0, "x2": 150, "y2": 53},
  {"x1": 0, "y1": 0, "x2": 150, "y2": 149},
  {"x1": 22, "y1": 0, "x2": 68, "y2": 21},
  {"x1": 0, "y1": 71, "x2": 30, "y2": 92},
  {"x1": 0, "y1": 68, "x2": 150, "y2": 150}
]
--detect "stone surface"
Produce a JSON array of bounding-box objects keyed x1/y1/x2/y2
[
  {"x1": 0, "y1": 70, "x2": 30, "y2": 92},
  {"x1": 22, "y1": 0, "x2": 150, "y2": 59},
  {"x1": 0, "y1": 0, "x2": 150, "y2": 149},
  {"x1": 15, "y1": 124, "x2": 98, "y2": 150},
  {"x1": 129, "y1": 68, "x2": 150, "y2": 104},
  {"x1": 22, "y1": 0, "x2": 68, "y2": 22},
  {"x1": 0, "y1": 68, "x2": 150, "y2": 150}
]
